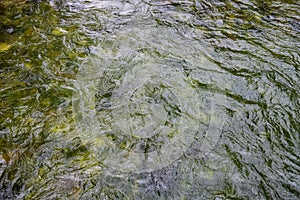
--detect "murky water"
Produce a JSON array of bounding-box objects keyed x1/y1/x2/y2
[{"x1": 1, "y1": 0, "x2": 299, "y2": 199}]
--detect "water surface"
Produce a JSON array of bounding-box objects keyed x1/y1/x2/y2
[{"x1": 0, "y1": 0, "x2": 299, "y2": 199}]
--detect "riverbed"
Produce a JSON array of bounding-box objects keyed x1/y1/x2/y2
[{"x1": 0, "y1": 0, "x2": 299, "y2": 199}]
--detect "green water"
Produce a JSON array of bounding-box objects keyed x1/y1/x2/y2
[{"x1": 0, "y1": 0, "x2": 299, "y2": 199}]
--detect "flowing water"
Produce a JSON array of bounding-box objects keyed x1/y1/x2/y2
[{"x1": 0, "y1": 0, "x2": 299, "y2": 199}]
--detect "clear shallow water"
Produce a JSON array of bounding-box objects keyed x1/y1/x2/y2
[{"x1": 0, "y1": 0, "x2": 299, "y2": 199}]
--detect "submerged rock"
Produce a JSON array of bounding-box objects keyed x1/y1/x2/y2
[
  {"x1": 0, "y1": 43, "x2": 11, "y2": 52},
  {"x1": 51, "y1": 27, "x2": 68, "y2": 36}
]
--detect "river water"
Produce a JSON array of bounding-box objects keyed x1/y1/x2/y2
[{"x1": 0, "y1": 0, "x2": 299, "y2": 199}]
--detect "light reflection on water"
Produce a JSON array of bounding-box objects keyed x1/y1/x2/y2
[{"x1": 0, "y1": 0, "x2": 299, "y2": 199}]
